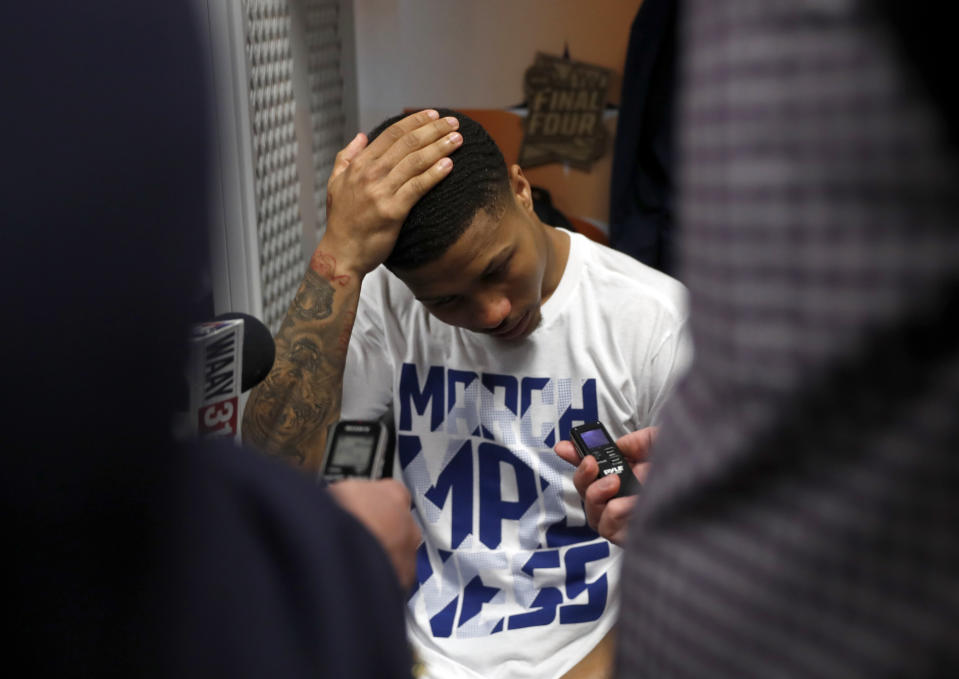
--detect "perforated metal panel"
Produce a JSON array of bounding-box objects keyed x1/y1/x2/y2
[
  {"x1": 243, "y1": 0, "x2": 303, "y2": 333},
  {"x1": 210, "y1": 0, "x2": 348, "y2": 332},
  {"x1": 304, "y1": 0, "x2": 346, "y2": 243}
]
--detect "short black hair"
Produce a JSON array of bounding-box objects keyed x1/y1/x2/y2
[{"x1": 368, "y1": 108, "x2": 511, "y2": 271}]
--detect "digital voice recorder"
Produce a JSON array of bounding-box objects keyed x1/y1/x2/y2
[
  {"x1": 570, "y1": 421, "x2": 642, "y2": 498},
  {"x1": 318, "y1": 420, "x2": 391, "y2": 482}
]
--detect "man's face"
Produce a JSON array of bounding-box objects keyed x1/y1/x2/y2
[{"x1": 395, "y1": 200, "x2": 555, "y2": 341}]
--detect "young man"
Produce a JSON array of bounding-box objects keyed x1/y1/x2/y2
[{"x1": 243, "y1": 109, "x2": 690, "y2": 678}]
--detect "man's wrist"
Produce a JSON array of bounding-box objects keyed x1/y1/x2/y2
[{"x1": 310, "y1": 240, "x2": 364, "y2": 288}]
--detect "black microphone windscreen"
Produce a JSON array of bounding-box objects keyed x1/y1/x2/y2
[{"x1": 214, "y1": 312, "x2": 276, "y2": 391}]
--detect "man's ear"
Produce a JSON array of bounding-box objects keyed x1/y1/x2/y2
[{"x1": 508, "y1": 164, "x2": 534, "y2": 215}]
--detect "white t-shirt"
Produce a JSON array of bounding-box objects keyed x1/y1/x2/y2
[{"x1": 343, "y1": 232, "x2": 690, "y2": 679}]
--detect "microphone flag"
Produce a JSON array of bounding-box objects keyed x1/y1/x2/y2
[{"x1": 187, "y1": 318, "x2": 244, "y2": 442}]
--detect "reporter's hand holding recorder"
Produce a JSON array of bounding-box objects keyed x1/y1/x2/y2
[{"x1": 554, "y1": 426, "x2": 658, "y2": 546}]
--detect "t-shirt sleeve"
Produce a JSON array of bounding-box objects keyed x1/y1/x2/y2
[
  {"x1": 341, "y1": 271, "x2": 394, "y2": 421},
  {"x1": 625, "y1": 272, "x2": 692, "y2": 429},
  {"x1": 644, "y1": 313, "x2": 693, "y2": 425}
]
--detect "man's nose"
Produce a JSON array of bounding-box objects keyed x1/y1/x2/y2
[{"x1": 474, "y1": 293, "x2": 511, "y2": 330}]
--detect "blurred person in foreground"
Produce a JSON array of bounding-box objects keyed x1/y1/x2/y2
[
  {"x1": 3, "y1": 2, "x2": 418, "y2": 677},
  {"x1": 557, "y1": 0, "x2": 959, "y2": 676}
]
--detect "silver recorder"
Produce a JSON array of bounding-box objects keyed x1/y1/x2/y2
[{"x1": 317, "y1": 420, "x2": 391, "y2": 482}]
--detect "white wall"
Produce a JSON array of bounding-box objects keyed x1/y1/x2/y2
[{"x1": 350, "y1": 0, "x2": 642, "y2": 133}]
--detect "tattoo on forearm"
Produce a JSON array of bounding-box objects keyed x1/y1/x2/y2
[
  {"x1": 310, "y1": 250, "x2": 351, "y2": 287},
  {"x1": 290, "y1": 270, "x2": 334, "y2": 322},
  {"x1": 244, "y1": 352, "x2": 341, "y2": 466},
  {"x1": 337, "y1": 310, "x2": 356, "y2": 353},
  {"x1": 242, "y1": 257, "x2": 359, "y2": 468}
]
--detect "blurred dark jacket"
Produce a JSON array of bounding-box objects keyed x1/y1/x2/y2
[
  {"x1": 2, "y1": 3, "x2": 411, "y2": 677},
  {"x1": 608, "y1": 0, "x2": 679, "y2": 275}
]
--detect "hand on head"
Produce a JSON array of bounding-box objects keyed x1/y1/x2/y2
[
  {"x1": 554, "y1": 427, "x2": 657, "y2": 546},
  {"x1": 320, "y1": 110, "x2": 463, "y2": 278}
]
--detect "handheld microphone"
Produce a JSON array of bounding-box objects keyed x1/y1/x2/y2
[
  {"x1": 212, "y1": 312, "x2": 276, "y2": 392},
  {"x1": 182, "y1": 312, "x2": 275, "y2": 442}
]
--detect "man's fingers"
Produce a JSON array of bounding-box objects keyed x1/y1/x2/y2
[
  {"x1": 601, "y1": 496, "x2": 637, "y2": 526},
  {"x1": 386, "y1": 128, "x2": 462, "y2": 195},
  {"x1": 391, "y1": 156, "x2": 455, "y2": 212},
  {"x1": 364, "y1": 109, "x2": 445, "y2": 159},
  {"x1": 329, "y1": 113, "x2": 459, "y2": 230},
  {"x1": 376, "y1": 478, "x2": 412, "y2": 505},
  {"x1": 583, "y1": 475, "x2": 619, "y2": 532},
  {"x1": 597, "y1": 496, "x2": 638, "y2": 546},
  {"x1": 376, "y1": 114, "x2": 458, "y2": 166},
  {"x1": 329, "y1": 132, "x2": 367, "y2": 183},
  {"x1": 615, "y1": 426, "x2": 659, "y2": 463},
  {"x1": 586, "y1": 474, "x2": 620, "y2": 508},
  {"x1": 554, "y1": 441, "x2": 580, "y2": 467},
  {"x1": 633, "y1": 460, "x2": 652, "y2": 484},
  {"x1": 555, "y1": 429, "x2": 649, "y2": 544},
  {"x1": 572, "y1": 455, "x2": 600, "y2": 497}
]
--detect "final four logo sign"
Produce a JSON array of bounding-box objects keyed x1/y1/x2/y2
[{"x1": 519, "y1": 52, "x2": 611, "y2": 170}]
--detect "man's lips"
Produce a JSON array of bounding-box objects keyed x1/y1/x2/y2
[{"x1": 490, "y1": 310, "x2": 532, "y2": 340}]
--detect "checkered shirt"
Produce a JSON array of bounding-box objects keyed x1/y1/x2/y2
[{"x1": 617, "y1": 1, "x2": 959, "y2": 676}]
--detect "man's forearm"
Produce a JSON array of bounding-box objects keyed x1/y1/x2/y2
[
  {"x1": 242, "y1": 249, "x2": 361, "y2": 471},
  {"x1": 242, "y1": 110, "x2": 458, "y2": 469}
]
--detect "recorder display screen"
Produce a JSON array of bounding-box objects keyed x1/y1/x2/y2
[
  {"x1": 580, "y1": 427, "x2": 611, "y2": 450},
  {"x1": 330, "y1": 433, "x2": 372, "y2": 468}
]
